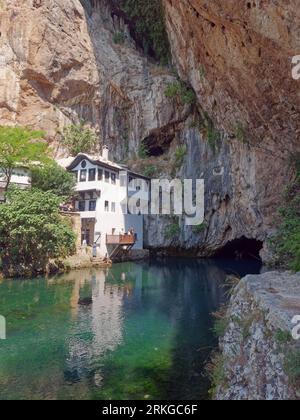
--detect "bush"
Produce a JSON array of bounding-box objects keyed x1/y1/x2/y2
[
  {"x1": 271, "y1": 162, "x2": 300, "y2": 271},
  {"x1": 138, "y1": 143, "x2": 149, "y2": 159},
  {"x1": 0, "y1": 188, "x2": 76, "y2": 277},
  {"x1": 31, "y1": 163, "x2": 76, "y2": 199},
  {"x1": 165, "y1": 81, "x2": 196, "y2": 106},
  {"x1": 165, "y1": 221, "x2": 180, "y2": 239},
  {"x1": 284, "y1": 350, "x2": 300, "y2": 387},
  {"x1": 174, "y1": 145, "x2": 187, "y2": 169},
  {"x1": 143, "y1": 165, "x2": 157, "y2": 178},
  {"x1": 0, "y1": 126, "x2": 48, "y2": 197},
  {"x1": 192, "y1": 222, "x2": 208, "y2": 234},
  {"x1": 207, "y1": 353, "x2": 227, "y2": 399},
  {"x1": 202, "y1": 115, "x2": 221, "y2": 153},
  {"x1": 113, "y1": 32, "x2": 126, "y2": 44},
  {"x1": 61, "y1": 122, "x2": 98, "y2": 156}
]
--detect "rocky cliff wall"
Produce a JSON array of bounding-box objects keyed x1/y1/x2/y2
[
  {"x1": 0, "y1": 0, "x2": 185, "y2": 160},
  {"x1": 0, "y1": 0, "x2": 299, "y2": 256},
  {"x1": 145, "y1": 0, "x2": 300, "y2": 256},
  {"x1": 215, "y1": 271, "x2": 300, "y2": 400}
]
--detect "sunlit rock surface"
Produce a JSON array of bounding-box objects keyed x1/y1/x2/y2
[{"x1": 216, "y1": 271, "x2": 300, "y2": 400}]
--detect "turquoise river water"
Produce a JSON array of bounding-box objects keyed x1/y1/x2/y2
[{"x1": 0, "y1": 258, "x2": 261, "y2": 400}]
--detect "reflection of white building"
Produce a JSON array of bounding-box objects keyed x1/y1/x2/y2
[
  {"x1": 0, "y1": 167, "x2": 31, "y2": 202},
  {"x1": 64, "y1": 270, "x2": 124, "y2": 386},
  {"x1": 58, "y1": 148, "x2": 150, "y2": 259}
]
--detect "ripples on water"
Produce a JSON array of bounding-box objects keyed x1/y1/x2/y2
[{"x1": 0, "y1": 258, "x2": 261, "y2": 400}]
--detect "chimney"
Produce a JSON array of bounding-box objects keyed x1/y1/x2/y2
[{"x1": 102, "y1": 145, "x2": 109, "y2": 161}]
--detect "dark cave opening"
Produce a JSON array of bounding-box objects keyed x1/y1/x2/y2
[
  {"x1": 214, "y1": 237, "x2": 263, "y2": 261},
  {"x1": 142, "y1": 131, "x2": 175, "y2": 157}
]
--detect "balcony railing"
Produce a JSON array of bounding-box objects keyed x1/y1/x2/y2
[{"x1": 106, "y1": 234, "x2": 136, "y2": 245}]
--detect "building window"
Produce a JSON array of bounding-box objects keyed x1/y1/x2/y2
[
  {"x1": 81, "y1": 160, "x2": 87, "y2": 169},
  {"x1": 111, "y1": 202, "x2": 116, "y2": 213},
  {"x1": 80, "y1": 170, "x2": 87, "y2": 182},
  {"x1": 104, "y1": 201, "x2": 109, "y2": 212},
  {"x1": 79, "y1": 201, "x2": 86, "y2": 212},
  {"x1": 98, "y1": 169, "x2": 103, "y2": 181},
  {"x1": 105, "y1": 171, "x2": 110, "y2": 183},
  {"x1": 89, "y1": 168, "x2": 96, "y2": 181},
  {"x1": 89, "y1": 200, "x2": 96, "y2": 211},
  {"x1": 72, "y1": 171, "x2": 78, "y2": 182},
  {"x1": 111, "y1": 173, "x2": 116, "y2": 185}
]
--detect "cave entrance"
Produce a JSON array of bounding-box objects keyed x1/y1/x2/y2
[
  {"x1": 215, "y1": 237, "x2": 263, "y2": 261},
  {"x1": 142, "y1": 131, "x2": 175, "y2": 157}
]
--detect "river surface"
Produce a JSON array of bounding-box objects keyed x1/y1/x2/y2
[{"x1": 0, "y1": 258, "x2": 261, "y2": 400}]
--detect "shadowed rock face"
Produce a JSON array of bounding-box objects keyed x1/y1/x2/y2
[
  {"x1": 0, "y1": 0, "x2": 299, "y2": 257},
  {"x1": 145, "y1": 0, "x2": 300, "y2": 256}
]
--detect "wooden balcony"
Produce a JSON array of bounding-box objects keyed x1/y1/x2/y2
[{"x1": 106, "y1": 234, "x2": 136, "y2": 245}]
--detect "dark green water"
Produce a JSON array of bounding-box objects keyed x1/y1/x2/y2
[{"x1": 0, "y1": 258, "x2": 261, "y2": 400}]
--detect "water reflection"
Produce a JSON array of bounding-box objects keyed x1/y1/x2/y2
[{"x1": 0, "y1": 258, "x2": 261, "y2": 400}]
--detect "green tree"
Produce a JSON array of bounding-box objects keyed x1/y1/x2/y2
[
  {"x1": 0, "y1": 188, "x2": 76, "y2": 277},
  {"x1": 31, "y1": 162, "x2": 76, "y2": 199},
  {"x1": 0, "y1": 126, "x2": 48, "y2": 194},
  {"x1": 61, "y1": 122, "x2": 98, "y2": 156}
]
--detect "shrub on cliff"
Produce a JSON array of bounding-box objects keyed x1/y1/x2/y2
[
  {"x1": 271, "y1": 161, "x2": 300, "y2": 271},
  {"x1": 61, "y1": 122, "x2": 98, "y2": 156},
  {"x1": 0, "y1": 188, "x2": 76, "y2": 277}
]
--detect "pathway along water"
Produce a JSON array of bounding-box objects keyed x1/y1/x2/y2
[{"x1": 0, "y1": 257, "x2": 261, "y2": 400}]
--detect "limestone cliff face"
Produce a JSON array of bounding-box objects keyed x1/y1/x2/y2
[
  {"x1": 145, "y1": 0, "x2": 300, "y2": 256},
  {"x1": 0, "y1": 0, "x2": 299, "y2": 256},
  {"x1": 0, "y1": 0, "x2": 184, "y2": 160},
  {"x1": 216, "y1": 272, "x2": 300, "y2": 400}
]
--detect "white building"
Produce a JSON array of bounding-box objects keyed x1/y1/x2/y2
[
  {"x1": 58, "y1": 148, "x2": 150, "y2": 259},
  {"x1": 0, "y1": 167, "x2": 31, "y2": 202}
]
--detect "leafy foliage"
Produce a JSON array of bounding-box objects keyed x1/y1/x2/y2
[
  {"x1": 143, "y1": 165, "x2": 157, "y2": 178},
  {"x1": 165, "y1": 81, "x2": 196, "y2": 106},
  {"x1": 271, "y1": 161, "x2": 300, "y2": 271},
  {"x1": 192, "y1": 222, "x2": 208, "y2": 234},
  {"x1": 275, "y1": 329, "x2": 292, "y2": 345},
  {"x1": 284, "y1": 350, "x2": 300, "y2": 387},
  {"x1": 138, "y1": 143, "x2": 150, "y2": 159},
  {"x1": 31, "y1": 162, "x2": 76, "y2": 199},
  {"x1": 113, "y1": 32, "x2": 126, "y2": 44},
  {"x1": 174, "y1": 145, "x2": 187, "y2": 169},
  {"x1": 0, "y1": 126, "x2": 48, "y2": 194},
  {"x1": 61, "y1": 122, "x2": 98, "y2": 156},
  {"x1": 119, "y1": 0, "x2": 171, "y2": 64},
  {"x1": 206, "y1": 353, "x2": 227, "y2": 399},
  {"x1": 202, "y1": 115, "x2": 221, "y2": 153},
  {"x1": 0, "y1": 188, "x2": 76, "y2": 277}
]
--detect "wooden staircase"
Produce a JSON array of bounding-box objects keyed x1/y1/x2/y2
[{"x1": 106, "y1": 234, "x2": 136, "y2": 261}]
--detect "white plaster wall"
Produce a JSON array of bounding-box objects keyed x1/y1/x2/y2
[{"x1": 73, "y1": 159, "x2": 145, "y2": 256}]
